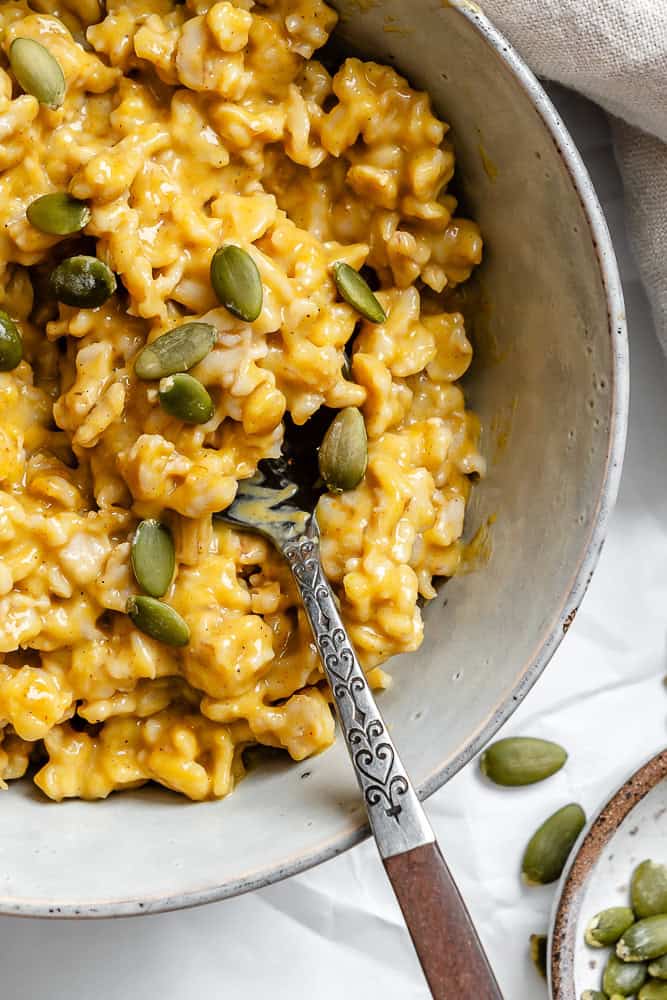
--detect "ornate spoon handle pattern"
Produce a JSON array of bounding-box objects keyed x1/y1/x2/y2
[{"x1": 282, "y1": 522, "x2": 433, "y2": 859}]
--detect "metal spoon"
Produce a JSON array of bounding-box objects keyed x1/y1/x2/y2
[{"x1": 218, "y1": 452, "x2": 502, "y2": 999}]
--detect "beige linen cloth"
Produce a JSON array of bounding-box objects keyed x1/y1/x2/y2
[{"x1": 482, "y1": 0, "x2": 667, "y2": 349}]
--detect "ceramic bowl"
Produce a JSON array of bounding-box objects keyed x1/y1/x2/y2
[
  {"x1": 551, "y1": 750, "x2": 667, "y2": 998},
  {"x1": 0, "y1": 0, "x2": 628, "y2": 917}
]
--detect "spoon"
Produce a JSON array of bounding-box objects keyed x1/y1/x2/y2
[{"x1": 218, "y1": 450, "x2": 502, "y2": 1000}]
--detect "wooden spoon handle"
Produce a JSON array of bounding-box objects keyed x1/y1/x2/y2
[
  {"x1": 384, "y1": 841, "x2": 503, "y2": 999},
  {"x1": 284, "y1": 526, "x2": 501, "y2": 997}
]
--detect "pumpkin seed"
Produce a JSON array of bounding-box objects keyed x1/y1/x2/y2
[
  {"x1": 27, "y1": 192, "x2": 90, "y2": 235},
  {"x1": 126, "y1": 595, "x2": 189, "y2": 647},
  {"x1": 522, "y1": 803, "x2": 586, "y2": 885},
  {"x1": 530, "y1": 934, "x2": 547, "y2": 979},
  {"x1": 603, "y1": 953, "x2": 647, "y2": 997},
  {"x1": 134, "y1": 322, "x2": 216, "y2": 380},
  {"x1": 49, "y1": 255, "x2": 116, "y2": 308},
  {"x1": 581, "y1": 993, "x2": 608, "y2": 1000},
  {"x1": 640, "y1": 981, "x2": 667, "y2": 999},
  {"x1": 9, "y1": 37, "x2": 65, "y2": 109},
  {"x1": 480, "y1": 736, "x2": 567, "y2": 786},
  {"x1": 0, "y1": 310, "x2": 22, "y2": 371},
  {"x1": 130, "y1": 520, "x2": 175, "y2": 598},
  {"x1": 618, "y1": 917, "x2": 667, "y2": 963},
  {"x1": 332, "y1": 262, "x2": 387, "y2": 324},
  {"x1": 210, "y1": 245, "x2": 262, "y2": 322},
  {"x1": 649, "y1": 956, "x2": 667, "y2": 980},
  {"x1": 158, "y1": 373, "x2": 214, "y2": 424},
  {"x1": 585, "y1": 908, "x2": 636, "y2": 948},
  {"x1": 632, "y1": 861, "x2": 667, "y2": 919},
  {"x1": 318, "y1": 407, "x2": 368, "y2": 493}
]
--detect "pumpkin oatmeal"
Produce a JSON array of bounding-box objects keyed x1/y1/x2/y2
[{"x1": 0, "y1": 0, "x2": 483, "y2": 801}]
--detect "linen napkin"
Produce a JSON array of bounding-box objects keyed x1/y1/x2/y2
[{"x1": 481, "y1": 0, "x2": 667, "y2": 351}]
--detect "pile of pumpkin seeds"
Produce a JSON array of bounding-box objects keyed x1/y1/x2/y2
[
  {"x1": 581, "y1": 859, "x2": 667, "y2": 999},
  {"x1": 480, "y1": 736, "x2": 585, "y2": 981}
]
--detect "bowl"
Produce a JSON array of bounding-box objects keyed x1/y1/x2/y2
[
  {"x1": 0, "y1": 0, "x2": 628, "y2": 917},
  {"x1": 551, "y1": 750, "x2": 667, "y2": 998}
]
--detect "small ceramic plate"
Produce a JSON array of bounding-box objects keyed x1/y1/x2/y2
[{"x1": 550, "y1": 749, "x2": 667, "y2": 998}]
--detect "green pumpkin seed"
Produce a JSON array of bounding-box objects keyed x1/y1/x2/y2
[
  {"x1": 0, "y1": 310, "x2": 22, "y2": 371},
  {"x1": 585, "y1": 908, "x2": 636, "y2": 948},
  {"x1": 640, "y1": 981, "x2": 667, "y2": 999},
  {"x1": 318, "y1": 407, "x2": 368, "y2": 493},
  {"x1": 522, "y1": 803, "x2": 586, "y2": 885},
  {"x1": 603, "y1": 953, "x2": 647, "y2": 997},
  {"x1": 480, "y1": 736, "x2": 567, "y2": 786},
  {"x1": 49, "y1": 255, "x2": 116, "y2": 308},
  {"x1": 530, "y1": 934, "x2": 547, "y2": 979},
  {"x1": 158, "y1": 373, "x2": 214, "y2": 424},
  {"x1": 332, "y1": 262, "x2": 386, "y2": 324},
  {"x1": 27, "y1": 192, "x2": 91, "y2": 235},
  {"x1": 9, "y1": 37, "x2": 65, "y2": 109},
  {"x1": 210, "y1": 245, "x2": 262, "y2": 322},
  {"x1": 581, "y1": 992, "x2": 608, "y2": 1000},
  {"x1": 126, "y1": 595, "x2": 189, "y2": 647},
  {"x1": 632, "y1": 861, "x2": 667, "y2": 919},
  {"x1": 134, "y1": 322, "x2": 217, "y2": 380},
  {"x1": 130, "y1": 520, "x2": 175, "y2": 598},
  {"x1": 618, "y1": 917, "x2": 667, "y2": 962},
  {"x1": 649, "y1": 956, "x2": 667, "y2": 980}
]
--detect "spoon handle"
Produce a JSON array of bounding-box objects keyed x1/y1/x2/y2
[
  {"x1": 385, "y1": 842, "x2": 503, "y2": 998},
  {"x1": 283, "y1": 522, "x2": 502, "y2": 999}
]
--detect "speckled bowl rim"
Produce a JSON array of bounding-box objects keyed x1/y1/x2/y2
[
  {"x1": 4, "y1": 1, "x2": 629, "y2": 919},
  {"x1": 550, "y1": 750, "x2": 667, "y2": 998}
]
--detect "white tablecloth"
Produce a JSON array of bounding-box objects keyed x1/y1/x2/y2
[{"x1": 3, "y1": 86, "x2": 665, "y2": 1000}]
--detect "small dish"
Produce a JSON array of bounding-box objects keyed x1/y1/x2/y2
[{"x1": 551, "y1": 749, "x2": 667, "y2": 998}]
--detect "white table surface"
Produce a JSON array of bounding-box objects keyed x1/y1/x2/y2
[{"x1": 3, "y1": 85, "x2": 665, "y2": 1000}]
